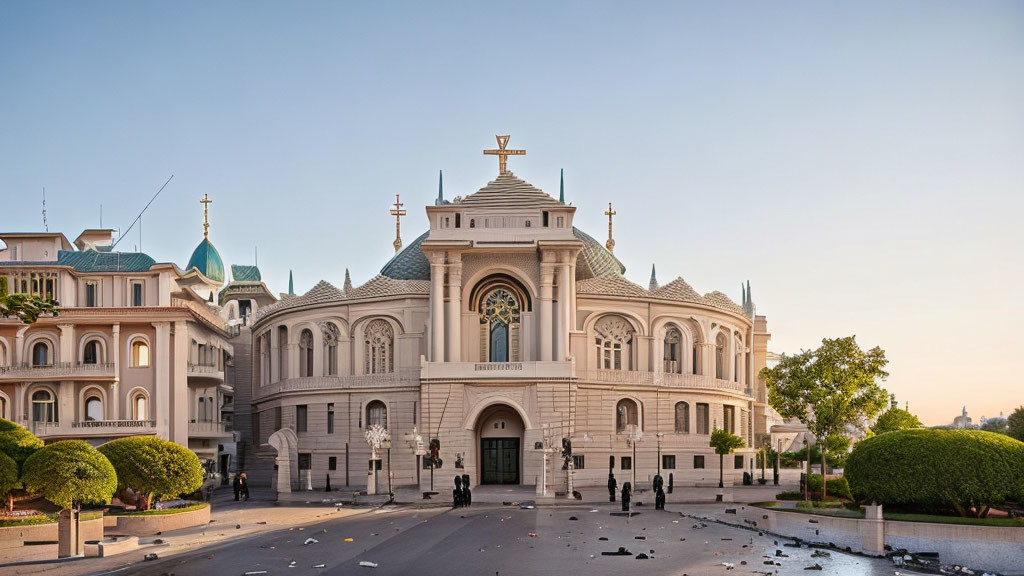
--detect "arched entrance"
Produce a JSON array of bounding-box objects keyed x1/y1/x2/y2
[{"x1": 476, "y1": 404, "x2": 525, "y2": 485}]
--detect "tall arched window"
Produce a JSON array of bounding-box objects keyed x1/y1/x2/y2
[
  {"x1": 675, "y1": 401, "x2": 690, "y2": 433},
  {"x1": 32, "y1": 342, "x2": 50, "y2": 367},
  {"x1": 715, "y1": 333, "x2": 727, "y2": 379},
  {"x1": 595, "y1": 316, "x2": 633, "y2": 370},
  {"x1": 32, "y1": 389, "x2": 57, "y2": 423},
  {"x1": 480, "y1": 288, "x2": 521, "y2": 362},
  {"x1": 734, "y1": 334, "x2": 742, "y2": 383},
  {"x1": 83, "y1": 340, "x2": 99, "y2": 365},
  {"x1": 664, "y1": 327, "x2": 682, "y2": 373},
  {"x1": 0, "y1": 395, "x2": 7, "y2": 419},
  {"x1": 131, "y1": 392, "x2": 149, "y2": 420},
  {"x1": 131, "y1": 339, "x2": 150, "y2": 367},
  {"x1": 615, "y1": 398, "x2": 639, "y2": 433},
  {"x1": 85, "y1": 394, "x2": 103, "y2": 421},
  {"x1": 364, "y1": 320, "x2": 394, "y2": 374},
  {"x1": 299, "y1": 329, "x2": 314, "y2": 377},
  {"x1": 322, "y1": 322, "x2": 339, "y2": 376},
  {"x1": 366, "y1": 400, "x2": 387, "y2": 429},
  {"x1": 692, "y1": 341, "x2": 700, "y2": 375}
]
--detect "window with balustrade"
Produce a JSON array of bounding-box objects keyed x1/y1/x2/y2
[
  {"x1": 715, "y1": 333, "x2": 727, "y2": 379},
  {"x1": 364, "y1": 319, "x2": 394, "y2": 374},
  {"x1": 83, "y1": 340, "x2": 100, "y2": 365},
  {"x1": 596, "y1": 316, "x2": 633, "y2": 370},
  {"x1": 32, "y1": 389, "x2": 57, "y2": 423},
  {"x1": 130, "y1": 391, "x2": 149, "y2": 420},
  {"x1": 664, "y1": 327, "x2": 682, "y2": 373},
  {"x1": 85, "y1": 394, "x2": 103, "y2": 421},
  {"x1": 32, "y1": 341, "x2": 50, "y2": 367},
  {"x1": 299, "y1": 329, "x2": 314, "y2": 377}
]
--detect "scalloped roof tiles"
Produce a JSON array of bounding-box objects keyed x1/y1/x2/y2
[
  {"x1": 577, "y1": 275, "x2": 649, "y2": 298},
  {"x1": 457, "y1": 171, "x2": 563, "y2": 208},
  {"x1": 702, "y1": 291, "x2": 745, "y2": 314}
]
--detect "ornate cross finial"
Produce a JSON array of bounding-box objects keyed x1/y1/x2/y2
[
  {"x1": 389, "y1": 194, "x2": 407, "y2": 253},
  {"x1": 200, "y1": 193, "x2": 213, "y2": 239},
  {"x1": 483, "y1": 134, "x2": 526, "y2": 175},
  {"x1": 604, "y1": 202, "x2": 617, "y2": 252}
]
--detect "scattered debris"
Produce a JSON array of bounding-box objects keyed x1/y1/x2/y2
[
  {"x1": 636, "y1": 553, "x2": 649, "y2": 560},
  {"x1": 144, "y1": 553, "x2": 159, "y2": 561},
  {"x1": 569, "y1": 516, "x2": 578, "y2": 521},
  {"x1": 153, "y1": 539, "x2": 164, "y2": 544},
  {"x1": 725, "y1": 509, "x2": 737, "y2": 514},
  {"x1": 359, "y1": 561, "x2": 378, "y2": 568},
  {"x1": 634, "y1": 536, "x2": 647, "y2": 540},
  {"x1": 244, "y1": 572, "x2": 268, "y2": 575},
  {"x1": 236, "y1": 524, "x2": 241, "y2": 529},
  {"x1": 289, "y1": 561, "x2": 297, "y2": 567},
  {"x1": 811, "y1": 550, "x2": 831, "y2": 558},
  {"x1": 304, "y1": 538, "x2": 319, "y2": 545},
  {"x1": 598, "y1": 537, "x2": 609, "y2": 541},
  {"x1": 776, "y1": 550, "x2": 789, "y2": 557},
  {"x1": 314, "y1": 565, "x2": 325, "y2": 569},
  {"x1": 721, "y1": 562, "x2": 735, "y2": 570},
  {"x1": 601, "y1": 547, "x2": 632, "y2": 556},
  {"x1": 529, "y1": 533, "x2": 537, "y2": 537},
  {"x1": 804, "y1": 564, "x2": 823, "y2": 570},
  {"x1": 344, "y1": 538, "x2": 354, "y2": 542}
]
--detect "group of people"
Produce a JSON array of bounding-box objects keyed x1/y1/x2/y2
[{"x1": 232, "y1": 472, "x2": 251, "y2": 501}]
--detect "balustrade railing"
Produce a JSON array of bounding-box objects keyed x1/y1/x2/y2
[
  {"x1": 576, "y1": 369, "x2": 747, "y2": 393},
  {"x1": 254, "y1": 370, "x2": 419, "y2": 398},
  {"x1": 71, "y1": 419, "x2": 156, "y2": 429},
  {"x1": 0, "y1": 362, "x2": 116, "y2": 379}
]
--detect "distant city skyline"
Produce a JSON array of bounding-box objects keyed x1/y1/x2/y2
[{"x1": 1, "y1": 2, "x2": 1021, "y2": 426}]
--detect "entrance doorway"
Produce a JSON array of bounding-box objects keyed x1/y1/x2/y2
[{"x1": 481, "y1": 438, "x2": 520, "y2": 484}]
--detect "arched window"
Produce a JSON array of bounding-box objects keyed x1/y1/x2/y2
[
  {"x1": 299, "y1": 329, "x2": 314, "y2": 377},
  {"x1": 715, "y1": 333, "x2": 727, "y2": 379},
  {"x1": 675, "y1": 401, "x2": 690, "y2": 433},
  {"x1": 364, "y1": 320, "x2": 394, "y2": 374},
  {"x1": 32, "y1": 342, "x2": 50, "y2": 367},
  {"x1": 85, "y1": 395, "x2": 103, "y2": 421},
  {"x1": 131, "y1": 392, "x2": 149, "y2": 420},
  {"x1": 664, "y1": 327, "x2": 682, "y2": 373},
  {"x1": 615, "y1": 398, "x2": 639, "y2": 433},
  {"x1": 32, "y1": 389, "x2": 57, "y2": 423},
  {"x1": 131, "y1": 339, "x2": 150, "y2": 367},
  {"x1": 595, "y1": 316, "x2": 633, "y2": 371},
  {"x1": 692, "y1": 342, "x2": 700, "y2": 375},
  {"x1": 0, "y1": 395, "x2": 7, "y2": 419},
  {"x1": 480, "y1": 288, "x2": 521, "y2": 363},
  {"x1": 734, "y1": 335, "x2": 742, "y2": 383},
  {"x1": 366, "y1": 400, "x2": 387, "y2": 429},
  {"x1": 83, "y1": 340, "x2": 99, "y2": 365},
  {"x1": 322, "y1": 323, "x2": 339, "y2": 376}
]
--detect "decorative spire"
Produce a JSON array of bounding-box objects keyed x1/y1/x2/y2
[
  {"x1": 389, "y1": 194, "x2": 406, "y2": 253},
  {"x1": 741, "y1": 283, "x2": 746, "y2": 305},
  {"x1": 743, "y1": 280, "x2": 756, "y2": 317},
  {"x1": 604, "y1": 202, "x2": 617, "y2": 252},
  {"x1": 436, "y1": 170, "x2": 444, "y2": 205},
  {"x1": 483, "y1": 134, "x2": 525, "y2": 174},
  {"x1": 559, "y1": 168, "x2": 565, "y2": 204},
  {"x1": 649, "y1": 264, "x2": 658, "y2": 291},
  {"x1": 200, "y1": 193, "x2": 213, "y2": 239},
  {"x1": 343, "y1": 268, "x2": 352, "y2": 293},
  {"x1": 288, "y1": 270, "x2": 295, "y2": 296}
]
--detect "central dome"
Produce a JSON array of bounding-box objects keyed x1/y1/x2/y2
[{"x1": 187, "y1": 237, "x2": 225, "y2": 283}]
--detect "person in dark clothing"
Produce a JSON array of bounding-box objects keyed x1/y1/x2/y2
[
  {"x1": 240, "y1": 472, "x2": 250, "y2": 501},
  {"x1": 233, "y1": 473, "x2": 242, "y2": 501}
]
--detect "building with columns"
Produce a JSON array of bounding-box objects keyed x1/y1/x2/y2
[
  {"x1": 244, "y1": 136, "x2": 773, "y2": 494},
  {"x1": 0, "y1": 201, "x2": 270, "y2": 473}
]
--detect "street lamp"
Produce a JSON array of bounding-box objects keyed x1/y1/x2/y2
[
  {"x1": 625, "y1": 425, "x2": 642, "y2": 489},
  {"x1": 382, "y1": 436, "x2": 393, "y2": 501}
]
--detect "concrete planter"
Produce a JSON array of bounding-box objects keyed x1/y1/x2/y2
[
  {"x1": 106, "y1": 503, "x2": 210, "y2": 536},
  {"x1": 0, "y1": 515, "x2": 104, "y2": 549}
]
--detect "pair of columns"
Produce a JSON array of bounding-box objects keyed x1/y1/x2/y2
[
  {"x1": 430, "y1": 253, "x2": 463, "y2": 362},
  {"x1": 538, "y1": 253, "x2": 573, "y2": 362}
]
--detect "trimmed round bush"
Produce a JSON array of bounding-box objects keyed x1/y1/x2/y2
[
  {"x1": 0, "y1": 450, "x2": 18, "y2": 498},
  {"x1": 846, "y1": 429, "x2": 1024, "y2": 516},
  {"x1": 0, "y1": 418, "x2": 44, "y2": 469},
  {"x1": 21, "y1": 440, "x2": 117, "y2": 509},
  {"x1": 98, "y1": 436, "x2": 203, "y2": 507}
]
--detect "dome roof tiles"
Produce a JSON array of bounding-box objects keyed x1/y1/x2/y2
[
  {"x1": 457, "y1": 171, "x2": 563, "y2": 209},
  {"x1": 186, "y1": 238, "x2": 225, "y2": 283}
]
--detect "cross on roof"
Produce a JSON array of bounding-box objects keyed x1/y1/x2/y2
[
  {"x1": 389, "y1": 194, "x2": 407, "y2": 253},
  {"x1": 483, "y1": 135, "x2": 526, "y2": 175},
  {"x1": 604, "y1": 202, "x2": 617, "y2": 253},
  {"x1": 200, "y1": 193, "x2": 213, "y2": 238}
]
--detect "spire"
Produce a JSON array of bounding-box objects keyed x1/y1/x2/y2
[
  {"x1": 743, "y1": 280, "x2": 756, "y2": 317},
  {"x1": 389, "y1": 194, "x2": 406, "y2": 253},
  {"x1": 741, "y1": 283, "x2": 746, "y2": 305},
  {"x1": 288, "y1": 270, "x2": 295, "y2": 296},
  {"x1": 436, "y1": 170, "x2": 444, "y2": 205},
  {"x1": 343, "y1": 268, "x2": 352, "y2": 293},
  {"x1": 559, "y1": 168, "x2": 565, "y2": 204},
  {"x1": 604, "y1": 202, "x2": 617, "y2": 252},
  {"x1": 648, "y1": 264, "x2": 658, "y2": 291},
  {"x1": 200, "y1": 193, "x2": 213, "y2": 239}
]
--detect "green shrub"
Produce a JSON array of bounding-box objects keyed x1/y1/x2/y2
[
  {"x1": 776, "y1": 490, "x2": 803, "y2": 500},
  {"x1": 98, "y1": 436, "x2": 203, "y2": 508},
  {"x1": 0, "y1": 418, "x2": 44, "y2": 469},
  {"x1": 0, "y1": 451, "x2": 17, "y2": 498},
  {"x1": 827, "y1": 476, "x2": 853, "y2": 501},
  {"x1": 806, "y1": 473, "x2": 823, "y2": 493},
  {"x1": 846, "y1": 429, "x2": 1024, "y2": 517},
  {"x1": 21, "y1": 440, "x2": 117, "y2": 509}
]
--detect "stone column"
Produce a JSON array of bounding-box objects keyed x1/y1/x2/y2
[
  {"x1": 15, "y1": 325, "x2": 28, "y2": 366},
  {"x1": 58, "y1": 324, "x2": 75, "y2": 366},
  {"x1": 862, "y1": 505, "x2": 886, "y2": 555},
  {"x1": 171, "y1": 321, "x2": 189, "y2": 445},
  {"x1": 445, "y1": 255, "x2": 462, "y2": 362},
  {"x1": 14, "y1": 383, "x2": 25, "y2": 424},
  {"x1": 111, "y1": 323, "x2": 120, "y2": 419},
  {"x1": 539, "y1": 258, "x2": 554, "y2": 362},
  {"x1": 153, "y1": 322, "x2": 171, "y2": 439},
  {"x1": 700, "y1": 343, "x2": 715, "y2": 378},
  {"x1": 429, "y1": 254, "x2": 445, "y2": 363},
  {"x1": 568, "y1": 260, "x2": 577, "y2": 333},
  {"x1": 557, "y1": 256, "x2": 571, "y2": 361}
]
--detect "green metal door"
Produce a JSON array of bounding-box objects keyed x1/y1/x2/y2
[{"x1": 481, "y1": 438, "x2": 520, "y2": 484}]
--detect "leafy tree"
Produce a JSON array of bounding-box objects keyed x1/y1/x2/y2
[
  {"x1": 98, "y1": 436, "x2": 203, "y2": 509},
  {"x1": 1008, "y1": 407, "x2": 1024, "y2": 443},
  {"x1": 0, "y1": 418, "x2": 44, "y2": 468},
  {"x1": 0, "y1": 293, "x2": 59, "y2": 324},
  {"x1": 846, "y1": 429, "x2": 1024, "y2": 517},
  {"x1": 709, "y1": 427, "x2": 745, "y2": 488},
  {"x1": 871, "y1": 406, "x2": 923, "y2": 435},
  {"x1": 980, "y1": 418, "x2": 1008, "y2": 434},
  {"x1": 760, "y1": 336, "x2": 890, "y2": 498},
  {"x1": 21, "y1": 440, "x2": 117, "y2": 510},
  {"x1": 0, "y1": 451, "x2": 18, "y2": 512}
]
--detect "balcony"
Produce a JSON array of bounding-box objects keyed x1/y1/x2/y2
[
  {"x1": 189, "y1": 420, "x2": 232, "y2": 438},
  {"x1": 576, "y1": 370, "x2": 749, "y2": 395},
  {"x1": 420, "y1": 361, "x2": 574, "y2": 382},
  {"x1": 187, "y1": 363, "x2": 224, "y2": 384},
  {"x1": 253, "y1": 370, "x2": 420, "y2": 399},
  {"x1": 0, "y1": 362, "x2": 116, "y2": 382}
]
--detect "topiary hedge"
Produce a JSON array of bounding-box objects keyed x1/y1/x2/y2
[
  {"x1": 845, "y1": 429, "x2": 1024, "y2": 517},
  {"x1": 98, "y1": 436, "x2": 203, "y2": 509},
  {"x1": 0, "y1": 451, "x2": 18, "y2": 500},
  {"x1": 0, "y1": 418, "x2": 44, "y2": 469},
  {"x1": 21, "y1": 440, "x2": 117, "y2": 510}
]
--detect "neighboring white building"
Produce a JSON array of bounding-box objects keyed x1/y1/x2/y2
[{"x1": 241, "y1": 137, "x2": 775, "y2": 494}]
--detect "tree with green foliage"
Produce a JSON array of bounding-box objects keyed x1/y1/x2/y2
[
  {"x1": 871, "y1": 406, "x2": 923, "y2": 435},
  {"x1": 1008, "y1": 407, "x2": 1024, "y2": 443},
  {"x1": 0, "y1": 418, "x2": 44, "y2": 511},
  {"x1": 846, "y1": 429, "x2": 1024, "y2": 517},
  {"x1": 98, "y1": 436, "x2": 203, "y2": 509},
  {"x1": 0, "y1": 451, "x2": 18, "y2": 512},
  {"x1": 21, "y1": 440, "x2": 117, "y2": 510},
  {"x1": 0, "y1": 293, "x2": 59, "y2": 324},
  {"x1": 980, "y1": 417, "x2": 1008, "y2": 434},
  {"x1": 709, "y1": 427, "x2": 745, "y2": 488},
  {"x1": 760, "y1": 336, "x2": 890, "y2": 498}
]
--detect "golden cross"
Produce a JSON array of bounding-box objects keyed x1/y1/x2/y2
[
  {"x1": 483, "y1": 135, "x2": 526, "y2": 175},
  {"x1": 200, "y1": 193, "x2": 213, "y2": 238},
  {"x1": 604, "y1": 202, "x2": 617, "y2": 253},
  {"x1": 389, "y1": 194, "x2": 407, "y2": 253}
]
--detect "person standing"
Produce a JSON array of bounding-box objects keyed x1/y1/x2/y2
[
  {"x1": 233, "y1": 473, "x2": 242, "y2": 501},
  {"x1": 240, "y1": 472, "x2": 250, "y2": 501}
]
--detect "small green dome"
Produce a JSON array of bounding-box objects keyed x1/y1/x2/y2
[{"x1": 187, "y1": 238, "x2": 225, "y2": 283}]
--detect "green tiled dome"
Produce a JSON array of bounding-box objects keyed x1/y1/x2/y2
[{"x1": 187, "y1": 238, "x2": 225, "y2": 283}]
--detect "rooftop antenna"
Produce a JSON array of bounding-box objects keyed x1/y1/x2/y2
[
  {"x1": 111, "y1": 174, "x2": 174, "y2": 251},
  {"x1": 42, "y1": 187, "x2": 48, "y2": 232}
]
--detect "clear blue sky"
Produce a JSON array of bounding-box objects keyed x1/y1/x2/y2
[{"x1": 1, "y1": 1, "x2": 1021, "y2": 425}]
